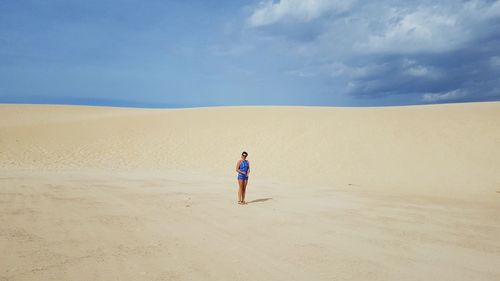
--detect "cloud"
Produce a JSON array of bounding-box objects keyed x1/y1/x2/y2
[
  {"x1": 248, "y1": 0, "x2": 355, "y2": 27},
  {"x1": 245, "y1": 0, "x2": 500, "y2": 103},
  {"x1": 357, "y1": 8, "x2": 460, "y2": 54},
  {"x1": 401, "y1": 59, "x2": 439, "y2": 78},
  {"x1": 490, "y1": 56, "x2": 500, "y2": 68},
  {"x1": 422, "y1": 89, "x2": 468, "y2": 102}
]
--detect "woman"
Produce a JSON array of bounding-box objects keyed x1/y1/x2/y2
[{"x1": 235, "y1": 151, "x2": 250, "y2": 205}]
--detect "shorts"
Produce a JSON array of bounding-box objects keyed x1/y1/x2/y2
[{"x1": 237, "y1": 174, "x2": 248, "y2": 180}]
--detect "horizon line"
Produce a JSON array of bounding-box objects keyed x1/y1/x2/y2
[{"x1": 1, "y1": 100, "x2": 499, "y2": 110}]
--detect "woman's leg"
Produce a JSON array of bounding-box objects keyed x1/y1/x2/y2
[
  {"x1": 238, "y1": 179, "x2": 244, "y2": 204},
  {"x1": 242, "y1": 179, "x2": 248, "y2": 203}
]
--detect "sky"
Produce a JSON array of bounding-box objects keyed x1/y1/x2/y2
[{"x1": 1, "y1": 0, "x2": 500, "y2": 107}]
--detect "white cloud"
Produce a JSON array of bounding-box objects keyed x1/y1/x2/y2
[
  {"x1": 331, "y1": 62, "x2": 390, "y2": 78},
  {"x1": 490, "y1": 56, "x2": 500, "y2": 68},
  {"x1": 402, "y1": 59, "x2": 438, "y2": 78},
  {"x1": 248, "y1": 0, "x2": 355, "y2": 27},
  {"x1": 286, "y1": 61, "x2": 389, "y2": 79},
  {"x1": 464, "y1": 0, "x2": 500, "y2": 19},
  {"x1": 406, "y1": 65, "x2": 429, "y2": 76},
  {"x1": 353, "y1": 1, "x2": 500, "y2": 54},
  {"x1": 242, "y1": 0, "x2": 500, "y2": 101},
  {"x1": 248, "y1": 1, "x2": 500, "y2": 56},
  {"x1": 422, "y1": 89, "x2": 468, "y2": 102},
  {"x1": 356, "y1": 8, "x2": 461, "y2": 54}
]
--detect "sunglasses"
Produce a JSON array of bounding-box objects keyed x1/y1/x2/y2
[{"x1": 242, "y1": 154, "x2": 247, "y2": 157}]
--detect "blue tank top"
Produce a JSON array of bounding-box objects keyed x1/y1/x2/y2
[{"x1": 239, "y1": 160, "x2": 249, "y2": 172}]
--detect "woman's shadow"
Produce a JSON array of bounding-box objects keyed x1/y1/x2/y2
[{"x1": 246, "y1": 197, "x2": 272, "y2": 204}]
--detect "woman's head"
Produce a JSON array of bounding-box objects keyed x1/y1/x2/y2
[{"x1": 241, "y1": 151, "x2": 248, "y2": 158}]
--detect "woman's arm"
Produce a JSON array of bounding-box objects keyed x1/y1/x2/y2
[
  {"x1": 235, "y1": 160, "x2": 245, "y2": 174},
  {"x1": 247, "y1": 161, "x2": 250, "y2": 176}
]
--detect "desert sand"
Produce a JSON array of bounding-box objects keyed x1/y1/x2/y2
[{"x1": 1, "y1": 102, "x2": 499, "y2": 280}]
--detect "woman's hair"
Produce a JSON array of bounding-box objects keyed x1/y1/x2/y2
[{"x1": 242, "y1": 151, "x2": 248, "y2": 157}]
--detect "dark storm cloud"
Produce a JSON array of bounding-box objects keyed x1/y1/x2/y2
[{"x1": 248, "y1": 0, "x2": 500, "y2": 104}]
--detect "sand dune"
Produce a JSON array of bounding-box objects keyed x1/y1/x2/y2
[
  {"x1": 1, "y1": 102, "x2": 499, "y2": 198},
  {"x1": 1, "y1": 102, "x2": 499, "y2": 280}
]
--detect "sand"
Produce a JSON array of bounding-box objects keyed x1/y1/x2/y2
[{"x1": 1, "y1": 102, "x2": 499, "y2": 280}]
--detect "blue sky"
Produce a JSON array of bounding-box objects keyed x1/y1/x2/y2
[{"x1": 1, "y1": 0, "x2": 500, "y2": 107}]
